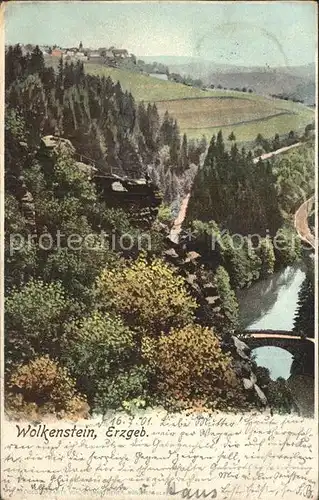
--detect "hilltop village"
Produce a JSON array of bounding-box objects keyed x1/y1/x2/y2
[
  {"x1": 17, "y1": 41, "x2": 133, "y2": 65},
  {"x1": 11, "y1": 41, "x2": 172, "y2": 79}
]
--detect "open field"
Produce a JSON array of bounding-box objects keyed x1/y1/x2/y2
[
  {"x1": 47, "y1": 58, "x2": 315, "y2": 142},
  {"x1": 183, "y1": 110, "x2": 313, "y2": 142},
  {"x1": 155, "y1": 97, "x2": 294, "y2": 130}
]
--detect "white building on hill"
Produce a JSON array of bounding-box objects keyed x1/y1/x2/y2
[{"x1": 149, "y1": 73, "x2": 168, "y2": 81}]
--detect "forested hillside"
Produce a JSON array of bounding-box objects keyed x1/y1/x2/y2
[
  {"x1": 6, "y1": 45, "x2": 204, "y2": 201},
  {"x1": 4, "y1": 45, "x2": 314, "y2": 420},
  {"x1": 6, "y1": 45, "x2": 272, "y2": 419},
  {"x1": 186, "y1": 130, "x2": 314, "y2": 235},
  {"x1": 184, "y1": 130, "x2": 314, "y2": 291}
]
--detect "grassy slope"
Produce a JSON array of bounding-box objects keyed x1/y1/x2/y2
[
  {"x1": 51, "y1": 59, "x2": 314, "y2": 142},
  {"x1": 155, "y1": 97, "x2": 294, "y2": 130}
]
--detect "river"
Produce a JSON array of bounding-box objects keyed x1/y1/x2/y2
[{"x1": 237, "y1": 264, "x2": 306, "y2": 380}]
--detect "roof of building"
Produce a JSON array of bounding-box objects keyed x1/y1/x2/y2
[{"x1": 113, "y1": 49, "x2": 128, "y2": 54}]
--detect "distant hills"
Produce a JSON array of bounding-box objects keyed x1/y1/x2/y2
[{"x1": 141, "y1": 57, "x2": 315, "y2": 105}]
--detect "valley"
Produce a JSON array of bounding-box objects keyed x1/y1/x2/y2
[{"x1": 5, "y1": 31, "x2": 316, "y2": 421}]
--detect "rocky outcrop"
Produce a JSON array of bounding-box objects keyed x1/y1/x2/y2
[
  {"x1": 93, "y1": 175, "x2": 162, "y2": 228},
  {"x1": 40, "y1": 135, "x2": 76, "y2": 155},
  {"x1": 39, "y1": 136, "x2": 162, "y2": 228}
]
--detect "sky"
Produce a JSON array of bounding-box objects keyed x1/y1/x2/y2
[{"x1": 5, "y1": 1, "x2": 317, "y2": 67}]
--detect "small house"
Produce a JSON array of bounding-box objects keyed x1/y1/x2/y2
[
  {"x1": 75, "y1": 52, "x2": 88, "y2": 61},
  {"x1": 149, "y1": 73, "x2": 168, "y2": 81},
  {"x1": 21, "y1": 46, "x2": 30, "y2": 57},
  {"x1": 51, "y1": 48, "x2": 64, "y2": 58},
  {"x1": 39, "y1": 45, "x2": 51, "y2": 55},
  {"x1": 105, "y1": 50, "x2": 114, "y2": 58},
  {"x1": 113, "y1": 49, "x2": 129, "y2": 59}
]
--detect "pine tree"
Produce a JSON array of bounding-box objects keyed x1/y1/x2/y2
[
  {"x1": 137, "y1": 102, "x2": 148, "y2": 140},
  {"x1": 199, "y1": 135, "x2": 207, "y2": 154},
  {"x1": 16, "y1": 74, "x2": 48, "y2": 146},
  {"x1": 56, "y1": 56, "x2": 64, "y2": 104},
  {"x1": 230, "y1": 142, "x2": 239, "y2": 162},
  {"x1": 169, "y1": 120, "x2": 180, "y2": 167},
  {"x1": 28, "y1": 45, "x2": 45, "y2": 76},
  {"x1": 204, "y1": 135, "x2": 216, "y2": 165},
  {"x1": 272, "y1": 133, "x2": 281, "y2": 151},
  {"x1": 293, "y1": 277, "x2": 314, "y2": 338},
  {"x1": 255, "y1": 133, "x2": 264, "y2": 147},
  {"x1": 216, "y1": 130, "x2": 225, "y2": 159},
  {"x1": 179, "y1": 133, "x2": 188, "y2": 172},
  {"x1": 5, "y1": 44, "x2": 27, "y2": 88},
  {"x1": 258, "y1": 238, "x2": 275, "y2": 278},
  {"x1": 214, "y1": 266, "x2": 239, "y2": 333},
  {"x1": 160, "y1": 111, "x2": 173, "y2": 146},
  {"x1": 41, "y1": 66, "x2": 56, "y2": 92},
  {"x1": 148, "y1": 103, "x2": 160, "y2": 148},
  {"x1": 64, "y1": 62, "x2": 76, "y2": 90}
]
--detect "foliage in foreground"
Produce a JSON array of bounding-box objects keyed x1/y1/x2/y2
[
  {"x1": 255, "y1": 366, "x2": 296, "y2": 415},
  {"x1": 95, "y1": 255, "x2": 197, "y2": 337},
  {"x1": 5, "y1": 280, "x2": 78, "y2": 370},
  {"x1": 143, "y1": 324, "x2": 247, "y2": 411},
  {"x1": 6, "y1": 356, "x2": 89, "y2": 420},
  {"x1": 64, "y1": 311, "x2": 148, "y2": 411}
]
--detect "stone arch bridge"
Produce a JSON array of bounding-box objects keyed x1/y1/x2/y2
[{"x1": 238, "y1": 330, "x2": 315, "y2": 377}]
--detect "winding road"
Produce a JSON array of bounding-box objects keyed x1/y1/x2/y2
[
  {"x1": 252, "y1": 142, "x2": 301, "y2": 164},
  {"x1": 169, "y1": 194, "x2": 191, "y2": 244},
  {"x1": 294, "y1": 196, "x2": 315, "y2": 249}
]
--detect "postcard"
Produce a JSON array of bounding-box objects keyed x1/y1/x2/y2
[{"x1": 0, "y1": 1, "x2": 317, "y2": 499}]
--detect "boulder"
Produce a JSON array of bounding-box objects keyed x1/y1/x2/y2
[{"x1": 41, "y1": 135, "x2": 76, "y2": 155}]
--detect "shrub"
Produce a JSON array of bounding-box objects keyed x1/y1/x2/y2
[
  {"x1": 94, "y1": 366, "x2": 149, "y2": 413},
  {"x1": 267, "y1": 377, "x2": 295, "y2": 414},
  {"x1": 258, "y1": 237, "x2": 275, "y2": 277},
  {"x1": 4, "y1": 194, "x2": 38, "y2": 290},
  {"x1": 6, "y1": 355, "x2": 88, "y2": 420},
  {"x1": 157, "y1": 204, "x2": 174, "y2": 225},
  {"x1": 5, "y1": 279, "x2": 77, "y2": 368},
  {"x1": 274, "y1": 226, "x2": 301, "y2": 267},
  {"x1": 96, "y1": 255, "x2": 197, "y2": 336},
  {"x1": 143, "y1": 324, "x2": 246, "y2": 410},
  {"x1": 41, "y1": 245, "x2": 117, "y2": 303},
  {"x1": 64, "y1": 312, "x2": 148, "y2": 411}
]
